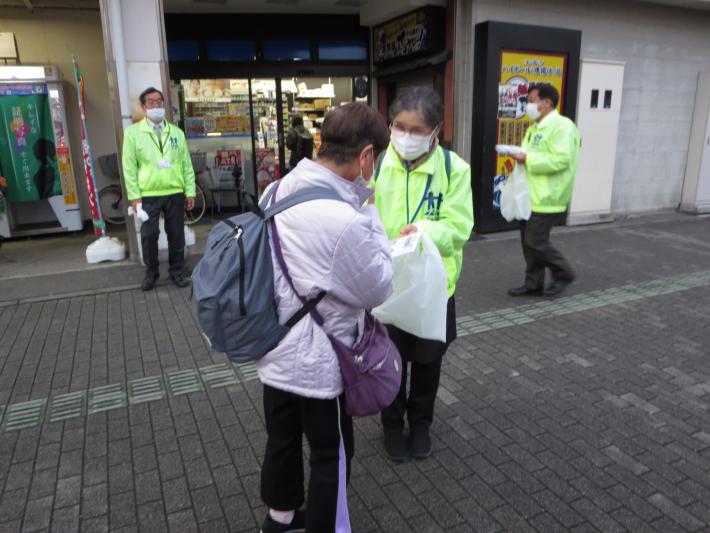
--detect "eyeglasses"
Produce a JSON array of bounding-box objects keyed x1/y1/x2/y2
[{"x1": 144, "y1": 98, "x2": 164, "y2": 108}]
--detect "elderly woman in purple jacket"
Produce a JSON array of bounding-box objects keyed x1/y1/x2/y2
[{"x1": 257, "y1": 103, "x2": 393, "y2": 533}]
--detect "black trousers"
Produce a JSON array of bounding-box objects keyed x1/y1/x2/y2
[
  {"x1": 520, "y1": 212, "x2": 575, "y2": 290},
  {"x1": 261, "y1": 384, "x2": 354, "y2": 532},
  {"x1": 381, "y1": 297, "x2": 456, "y2": 432},
  {"x1": 140, "y1": 193, "x2": 185, "y2": 279}
]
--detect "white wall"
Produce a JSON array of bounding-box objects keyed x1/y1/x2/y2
[
  {"x1": 0, "y1": 7, "x2": 118, "y2": 220},
  {"x1": 457, "y1": 0, "x2": 710, "y2": 214}
]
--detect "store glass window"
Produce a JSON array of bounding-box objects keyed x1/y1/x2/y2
[
  {"x1": 318, "y1": 41, "x2": 367, "y2": 61},
  {"x1": 263, "y1": 40, "x2": 311, "y2": 61},
  {"x1": 207, "y1": 41, "x2": 256, "y2": 61},
  {"x1": 167, "y1": 41, "x2": 200, "y2": 61}
]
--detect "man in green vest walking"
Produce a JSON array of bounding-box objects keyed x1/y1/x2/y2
[
  {"x1": 122, "y1": 87, "x2": 196, "y2": 291},
  {"x1": 509, "y1": 83, "x2": 580, "y2": 297}
]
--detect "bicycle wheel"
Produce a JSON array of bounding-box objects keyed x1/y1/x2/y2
[
  {"x1": 185, "y1": 185, "x2": 206, "y2": 226},
  {"x1": 98, "y1": 184, "x2": 126, "y2": 225}
]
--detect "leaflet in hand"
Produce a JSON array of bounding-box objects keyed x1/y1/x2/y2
[{"x1": 495, "y1": 144, "x2": 526, "y2": 156}]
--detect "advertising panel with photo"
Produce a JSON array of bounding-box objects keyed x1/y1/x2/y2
[{"x1": 493, "y1": 50, "x2": 567, "y2": 209}]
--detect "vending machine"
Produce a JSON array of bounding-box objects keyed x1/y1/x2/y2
[{"x1": 0, "y1": 65, "x2": 82, "y2": 239}]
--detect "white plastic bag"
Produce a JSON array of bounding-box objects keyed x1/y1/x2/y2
[
  {"x1": 372, "y1": 232, "x2": 448, "y2": 342},
  {"x1": 499, "y1": 163, "x2": 532, "y2": 222}
]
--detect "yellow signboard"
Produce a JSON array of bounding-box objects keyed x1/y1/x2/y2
[
  {"x1": 495, "y1": 50, "x2": 567, "y2": 181},
  {"x1": 56, "y1": 143, "x2": 77, "y2": 206}
]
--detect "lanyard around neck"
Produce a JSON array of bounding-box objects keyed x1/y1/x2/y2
[
  {"x1": 147, "y1": 120, "x2": 170, "y2": 156},
  {"x1": 407, "y1": 170, "x2": 434, "y2": 225}
]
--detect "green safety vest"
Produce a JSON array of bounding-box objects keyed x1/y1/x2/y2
[
  {"x1": 521, "y1": 111, "x2": 580, "y2": 213},
  {"x1": 122, "y1": 118, "x2": 196, "y2": 201},
  {"x1": 374, "y1": 144, "x2": 474, "y2": 297}
]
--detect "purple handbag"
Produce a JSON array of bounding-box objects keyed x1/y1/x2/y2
[{"x1": 269, "y1": 184, "x2": 402, "y2": 417}]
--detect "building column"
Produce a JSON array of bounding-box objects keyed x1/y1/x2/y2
[
  {"x1": 680, "y1": 71, "x2": 710, "y2": 215},
  {"x1": 99, "y1": 0, "x2": 171, "y2": 261}
]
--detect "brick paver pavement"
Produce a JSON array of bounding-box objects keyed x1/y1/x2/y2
[{"x1": 1, "y1": 215, "x2": 709, "y2": 532}]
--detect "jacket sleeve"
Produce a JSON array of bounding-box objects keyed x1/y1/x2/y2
[
  {"x1": 329, "y1": 205, "x2": 394, "y2": 310},
  {"x1": 181, "y1": 135, "x2": 196, "y2": 198},
  {"x1": 416, "y1": 159, "x2": 474, "y2": 258},
  {"x1": 121, "y1": 128, "x2": 141, "y2": 202},
  {"x1": 525, "y1": 122, "x2": 578, "y2": 175}
]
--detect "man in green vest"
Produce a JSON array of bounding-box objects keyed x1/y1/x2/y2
[
  {"x1": 509, "y1": 83, "x2": 580, "y2": 297},
  {"x1": 122, "y1": 87, "x2": 196, "y2": 291}
]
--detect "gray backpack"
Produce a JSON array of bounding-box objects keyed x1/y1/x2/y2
[{"x1": 192, "y1": 186, "x2": 342, "y2": 363}]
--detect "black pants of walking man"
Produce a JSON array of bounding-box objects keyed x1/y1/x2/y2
[
  {"x1": 140, "y1": 193, "x2": 185, "y2": 280},
  {"x1": 261, "y1": 384, "x2": 354, "y2": 531},
  {"x1": 520, "y1": 212, "x2": 574, "y2": 290}
]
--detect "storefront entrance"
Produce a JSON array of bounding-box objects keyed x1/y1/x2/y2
[
  {"x1": 165, "y1": 12, "x2": 369, "y2": 212},
  {"x1": 173, "y1": 75, "x2": 366, "y2": 207}
]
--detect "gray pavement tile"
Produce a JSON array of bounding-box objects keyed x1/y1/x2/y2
[
  {"x1": 162, "y1": 477, "x2": 192, "y2": 514},
  {"x1": 81, "y1": 482, "x2": 108, "y2": 519},
  {"x1": 135, "y1": 469, "x2": 162, "y2": 505},
  {"x1": 185, "y1": 458, "x2": 215, "y2": 490},
  {"x1": 167, "y1": 509, "x2": 198, "y2": 533},
  {"x1": 23, "y1": 494, "x2": 53, "y2": 532},
  {"x1": 190, "y1": 485, "x2": 223, "y2": 524},
  {"x1": 51, "y1": 504, "x2": 80, "y2": 532},
  {"x1": 54, "y1": 475, "x2": 81, "y2": 509},
  {"x1": 221, "y1": 494, "x2": 255, "y2": 531},
  {"x1": 570, "y1": 497, "x2": 625, "y2": 533},
  {"x1": 109, "y1": 490, "x2": 137, "y2": 529},
  {"x1": 647, "y1": 492, "x2": 706, "y2": 532},
  {"x1": 80, "y1": 514, "x2": 109, "y2": 533}
]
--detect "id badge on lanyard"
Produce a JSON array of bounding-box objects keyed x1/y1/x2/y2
[{"x1": 150, "y1": 124, "x2": 171, "y2": 169}]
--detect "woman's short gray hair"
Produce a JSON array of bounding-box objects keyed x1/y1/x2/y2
[{"x1": 389, "y1": 87, "x2": 443, "y2": 130}]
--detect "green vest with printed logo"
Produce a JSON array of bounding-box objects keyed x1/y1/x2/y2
[
  {"x1": 521, "y1": 111, "x2": 580, "y2": 214},
  {"x1": 122, "y1": 118, "x2": 196, "y2": 202},
  {"x1": 374, "y1": 144, "x2": 474, "y2": 298}
]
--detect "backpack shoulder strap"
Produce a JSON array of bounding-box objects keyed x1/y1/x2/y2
[
  {"x1": 443, "y1": 148, "x2": 451, "y2": 185},
  {"x1": 263, "y1": 185, "x2": 346, "y2": 220}
]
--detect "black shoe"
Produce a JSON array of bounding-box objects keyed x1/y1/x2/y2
[
  {"x1": 384, "y1": 429, "x2": 408, "y2": 463},
  {"x1": 543, "y1": 279, "x2": 572, "y2": 297},
  {"x1": 260, "y1": 509, "x2": 305, "y2": 533},
  {"x1": 508, "y1": 285, "x2": 543, "y2": 297},
  {"x1": 141, "y1": 275, "x2": 158, "y2": 291},
  {"x1": 170, "y1": 274, "x2": 190, "y2": 288},
  {"x1": 409, "y1": 428, "x2": 432, "y2": 460}
]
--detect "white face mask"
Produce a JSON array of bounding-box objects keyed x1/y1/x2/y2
[
  {"x1": 390, "y1": 129, "x2": 436, "y2": 161},
  {"x1": 526, "y1": 102, "x2": 542, "y2": 121},
  {"x1": 146, "y1": 107, "x2": 166, "y2": 123}
]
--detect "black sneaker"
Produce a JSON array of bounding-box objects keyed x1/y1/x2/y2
[
  {"x1": 543, "y1": 279, "x2": 572, "y2": 297},
  {"x1": 409, "y1": 428, "x2": 432, "y2": 460},
  {"x1": 384, "y1": 429, "x2": 408, "y2": 463},
  {"x1": 508, "y1": 285, "x2": 543, "y2": 297},
  {"x1": 260, "y1": 509, "x2": 305, "y2": 533},
  {"x1": 141, "y1": 275, "x2": 158, "y2": 291},
  {"x1": 170, "y1": 274, "x2": 190, "y2": 288}
]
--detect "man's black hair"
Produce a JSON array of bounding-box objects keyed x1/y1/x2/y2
[
  {"x1": 528, "y1": 83, "x2": 559, "y2": 108},
  {"x1": 140, "y1": 87, "x2": 164, "y2": 105}
]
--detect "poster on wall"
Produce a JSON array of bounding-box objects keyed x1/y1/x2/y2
[
  {"x1": 0, "y1": 88, "x2": 64, "y2": 203},
  {"x1": 493, "y1": 50, "x2": 567, "y2": 209},
  {"x1": 255, "y1": 147, "x2": 279, "y2": 195},
  {"x1": 213, "y1": 149, "x2": 242, "y2": 188},
  {"x1": 181, "y1": 79, "x2": 232, "y2": 102}
]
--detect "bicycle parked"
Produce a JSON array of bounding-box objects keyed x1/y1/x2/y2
[{"x1": 97, "y1": 153, "x2": 207, "y2": 226}]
